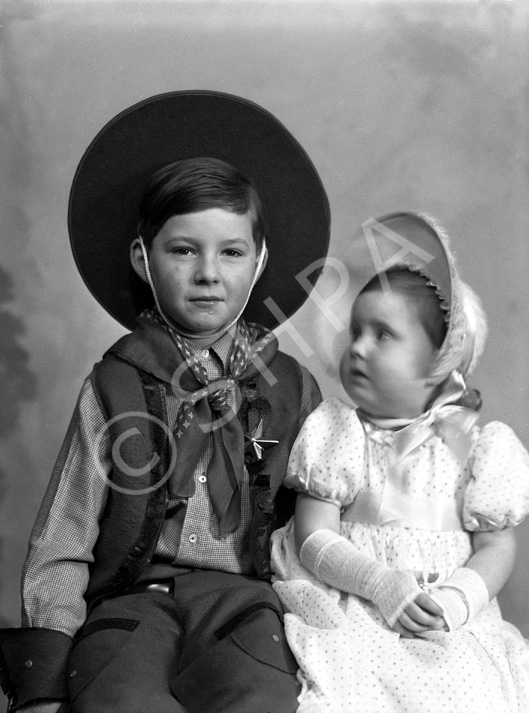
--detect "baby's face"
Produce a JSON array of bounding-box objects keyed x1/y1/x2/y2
[
  {"x1": 145, "y1": 208, "x2": 257, "y2": 343},
  {"x1": 340, "y1": 288, "x2": 439, "y2": 419}
]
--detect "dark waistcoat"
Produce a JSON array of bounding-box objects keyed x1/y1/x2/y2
[{"x1": 85, "y1": 338, "x2": 305, "y2": 605}]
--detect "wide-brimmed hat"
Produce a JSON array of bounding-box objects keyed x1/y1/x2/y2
[{"x1": 69, "y1": 90, "x2": 330, "y2": 331}]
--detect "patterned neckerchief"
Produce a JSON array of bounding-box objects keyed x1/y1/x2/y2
[{"x1": 141, "y1": 311, "x2": 278, "y2": 535}]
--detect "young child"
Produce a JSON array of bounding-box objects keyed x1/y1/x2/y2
[
  {"x1": 0, "y1": 92, "x2": 330, "y2": 713},
  {"x1": 271, "y1": 212, "x2": 529, "y2": 713}
]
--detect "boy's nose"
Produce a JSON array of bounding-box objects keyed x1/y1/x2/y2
[{"x1": 195, "y1": 256, "x2": 220, "y2": 283}]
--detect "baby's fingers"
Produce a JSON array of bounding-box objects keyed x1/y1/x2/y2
[
  {"x1": 401, "y1": 601, "x2": 445, "y2": 630},
  {"x1": 414, "y1": 591, "x2": 444, "y2": 617},
  {"x1": 392, "y1": 620, "x2": 416, "y2": 639}
]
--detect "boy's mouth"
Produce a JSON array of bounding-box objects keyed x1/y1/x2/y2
[{"x1": 190, "y1": 296, "x2": 223, "y2": 304}]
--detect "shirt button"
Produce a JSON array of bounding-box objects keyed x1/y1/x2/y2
[
  {"x1": 201, "y1": 349, "x2": 210, "y2": 359},
  {"x1": 198, "y1": 474, "x2": 207, "y2": 484},
  {"x1": 69, "y1": 669, "x2": 77, "y2": 678},
  {"x1": 24, "y1": 660, "x2": 33, "y2": 668},
  {"x1": 272, "y1": 634, "x2": 280, "y2": 643},
  {"x1": 188, "y1": 533, "x2": 198, "y2": 544}
]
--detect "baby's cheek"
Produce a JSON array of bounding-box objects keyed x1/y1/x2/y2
[{"x1": 338, "y1": 351, "x2": 352, "y2": 393}]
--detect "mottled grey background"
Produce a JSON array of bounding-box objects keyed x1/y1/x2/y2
[{"x1": 1, "y1": 0, "x2": 528, "y2": 647}]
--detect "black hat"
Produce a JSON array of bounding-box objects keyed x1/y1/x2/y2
[{"x1": 69, "y1": 90, "x2": 330, "y2": 331}]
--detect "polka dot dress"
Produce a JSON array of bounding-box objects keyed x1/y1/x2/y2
[{"x1": 271, "y1": 398, "x2": 529, "y2": 713}]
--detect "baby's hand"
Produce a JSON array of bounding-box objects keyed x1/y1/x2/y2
[{"x1": 393, "y1": 591, "x2": 447, "y2": 639}]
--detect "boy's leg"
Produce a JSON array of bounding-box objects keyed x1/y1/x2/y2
[
  {"x1": 67, "y1": 591, "x2": 185, "y2": 713},
  {"x1": 169, "y1": 570, "x2": 301, "y2": 713}
]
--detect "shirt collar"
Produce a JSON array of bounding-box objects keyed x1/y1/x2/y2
[{"x1": 185, "y1": 330, "x2": 234, "y2": 370}]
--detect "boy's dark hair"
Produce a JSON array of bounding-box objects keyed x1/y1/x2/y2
[
  {"x1": 137, "y1": 157, "x2": 266, "y2": 250},
  {"x1": 361, "y1": 267, "x2": 447, "y2": 349}
]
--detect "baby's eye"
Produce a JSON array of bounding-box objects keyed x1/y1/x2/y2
[{"x1": 376, "y1": 329, "x2": 392, "y2": 341}]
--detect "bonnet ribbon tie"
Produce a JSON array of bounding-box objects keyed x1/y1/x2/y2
[
  {"x1": 354, "y1": 371, "x2": 479, "y2": 529},
  {"x1": 170, "y1": 320, "x2": 277, "y2": 535},
  {"x1": 392, "y1": 370, "x2": 479, "y2": 468},
  {"x1": 382, "y1": 398, "x2": 478, "y2": 529}
]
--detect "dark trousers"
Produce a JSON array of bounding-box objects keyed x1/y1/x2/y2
[{"x1": 67, "y1": 570, "x2": 300, "y2": 713}]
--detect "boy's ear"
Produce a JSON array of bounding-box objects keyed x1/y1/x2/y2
[
  {"x1": 130, "y1": 238, "x2": 149, "y2": 284},
  {"x1": 255, "y1": 244, "x2": 268, "y2": 281}
]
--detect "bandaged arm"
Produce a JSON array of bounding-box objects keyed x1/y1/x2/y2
[
  {"x1": 429, "y1": 528, "x2": 514, "y2": 631},
  {"x1": 295, "y1": 494, "x2": 424, "y2": 627}
]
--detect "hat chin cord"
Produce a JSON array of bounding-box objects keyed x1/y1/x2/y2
[{"x1": 138, "y1": 236, "x2": 267, "y2": 341}]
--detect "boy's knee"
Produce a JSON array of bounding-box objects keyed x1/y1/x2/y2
[{"x1": 171, "y1": 606, "x2": 300, "y2": 713}]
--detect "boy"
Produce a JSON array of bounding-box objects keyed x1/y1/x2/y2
[{"x1": 0, "y1": 91, "x2": 329, "y2": 712}]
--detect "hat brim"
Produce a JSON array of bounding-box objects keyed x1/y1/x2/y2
[{"x1": 68, "y1": 91, "x2": 330, "y2": 331}]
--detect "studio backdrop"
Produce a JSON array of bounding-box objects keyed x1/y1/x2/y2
[{"x1": 0, "y1": 0, "x2": 528, "y2": 640}]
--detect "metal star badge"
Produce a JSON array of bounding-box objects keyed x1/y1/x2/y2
[{"x1": 244, "y1": 419, "x2": 279, "y2": 460}]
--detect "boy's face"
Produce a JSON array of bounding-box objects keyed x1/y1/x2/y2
[
  {"x1": 133, "y1": 208, "x2": 258, "y2": 343},
  {"x1": 339, "y1": 288, "x2": 439, "y2": 419}
]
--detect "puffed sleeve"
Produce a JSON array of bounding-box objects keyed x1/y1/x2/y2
[
  {"x1": 283, "y1": 397, "x2": 365, "y2": 507},
  {"x1": 463, "y1": 421, "x2": 529, "y2": 531}
]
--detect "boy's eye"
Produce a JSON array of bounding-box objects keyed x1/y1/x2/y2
[
  {"x1": 171, "y1": 246, "x2": 194, "y2": 256},
  {"x1": 222, "y1": 249, "x2": 244, "y2": 257}
]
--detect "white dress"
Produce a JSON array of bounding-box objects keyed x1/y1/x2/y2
[{"x1": 271, "y1": 397, "x2": 529, "y2": 713}]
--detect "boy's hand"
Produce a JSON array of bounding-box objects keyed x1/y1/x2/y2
[{"x1": 393, "y1": 591, "x2": 447, "y2": 638}]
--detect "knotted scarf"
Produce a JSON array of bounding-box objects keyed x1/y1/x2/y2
[
  {"x1": 166, "y1": 317, "x2": 277, "y2": 535},
  {"x1": 110, "y1": 312, "x2": 278, "y2": 535}
]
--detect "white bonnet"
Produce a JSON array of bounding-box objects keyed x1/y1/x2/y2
[{"x1": 313, "y1": 212, "x2": 487, "y2": 382}]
